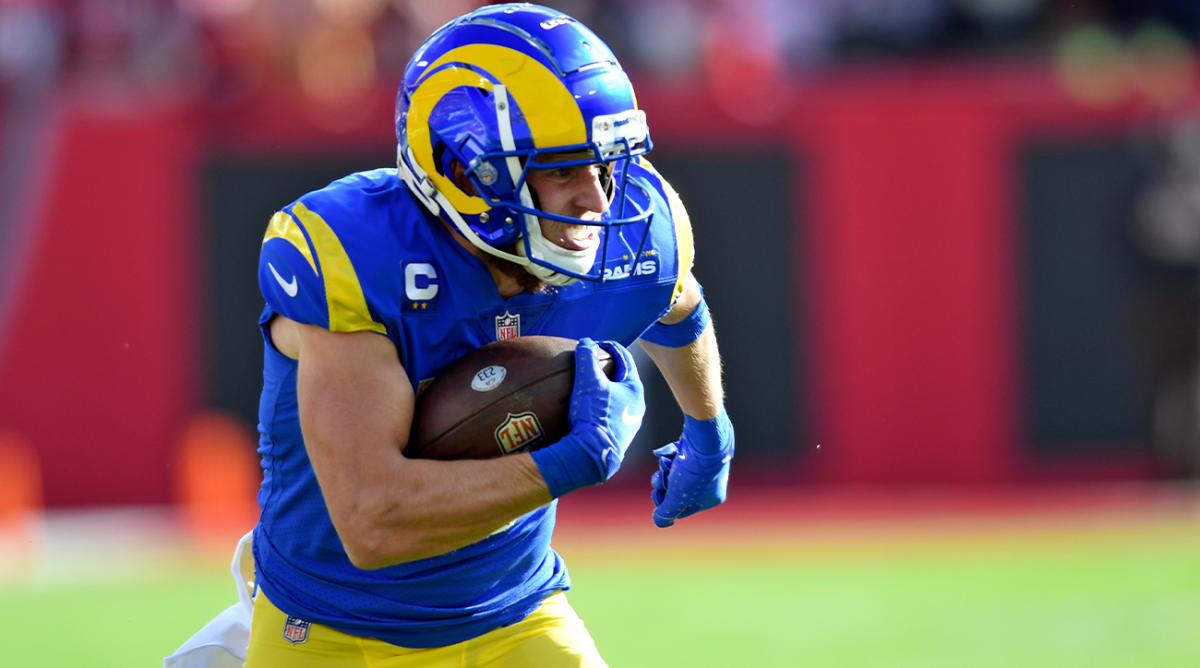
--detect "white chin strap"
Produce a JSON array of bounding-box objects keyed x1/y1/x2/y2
[
  {"x1": 397, "y1": 145, "x2": 594, "y2": 286},
  {"x1": 493, "y1": 83, "x2": 596, "y2": 286},
  {"x1": 397, "y1": 144, "x2": 523, "y2": 264},
  {"x1": 517, "y1": 223, "x2": 598, "y2": 286}
]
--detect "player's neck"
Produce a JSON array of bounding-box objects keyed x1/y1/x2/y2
[
  {"x1": 478, "y1": 254, "x2": 530, "y2": 299},
  {"x1": 437, "y1": 217, "x2": 540, "y2": 299}
]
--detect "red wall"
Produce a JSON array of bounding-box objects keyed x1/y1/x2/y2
[
  {"x1": 0, "y1": 96, "x2": 201, "y2": 506},
  {"x1": 0, "y1": 65, "x2": 1173, "y2": 506}
]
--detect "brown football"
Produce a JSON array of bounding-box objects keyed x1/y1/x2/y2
[{"x1": 406, "y1": 336, "x2": 614, "y2": 460}]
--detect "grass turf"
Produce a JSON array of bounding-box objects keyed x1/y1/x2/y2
[
  {"x1": 562, "y1": 529, "x2": 1200, "y2": 667},
  {"x1": 2, "y1": 505, "x2": 1197, "y2": 667}
]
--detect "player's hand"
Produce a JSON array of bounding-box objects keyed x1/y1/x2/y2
[
  {"x1": 566, "y1": 338, "x2": 645, "y2": 467},
  {"x1": 651, "y1": 410, "x2": 734, "y2": 527},
  {"x1": 531, "y1": 338, "x2": 644, "y2": 498}
]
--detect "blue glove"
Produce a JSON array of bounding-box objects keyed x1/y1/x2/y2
[
  {"x1": 651, "y1": 409, "x2": 734, "y2": 527},
  {"x1": 531, "y1": 338, "x2": 645, "y2": 498}
]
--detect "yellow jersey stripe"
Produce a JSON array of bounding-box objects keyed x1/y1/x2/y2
[
  {"x1": 262, "y1": 211, "x2": 319, "y2": 277},
  {"x1": 662, "y1": 179, "x2": 695, "y2": 305},
  {"x1": 291, "y1": 202, "x2": 387, "y2": 334}
]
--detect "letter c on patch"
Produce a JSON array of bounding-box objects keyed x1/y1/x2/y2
[{"x1": 405, "y1": 263, "x2": 439, "y2": 300}]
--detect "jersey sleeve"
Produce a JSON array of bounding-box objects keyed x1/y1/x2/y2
[{"x1": 258, "y1": 204, "x2": 386, "y2": 334}]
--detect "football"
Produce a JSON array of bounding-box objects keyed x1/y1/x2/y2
[{"x1": 406, "y1": 336, "x2": 614, "y2": 460}]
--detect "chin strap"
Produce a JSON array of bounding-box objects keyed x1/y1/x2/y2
[
  {"x1": 493, "y1": 84, "x2": 592, "y2": 286},
  {"x1": 517, "y1": 230, "x2": 595, "y2": 285},
  {"x1": 396, "y1": 144, "x2": 440, "y2": 216},
  {"x1": 400, "y1": 144, "x2": 592, "y2": 285},
  {"x1": 397, "y1": 144, "x2": 525, "y2": 267}
]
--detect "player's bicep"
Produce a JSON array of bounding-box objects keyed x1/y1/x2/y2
[{"x1": 294, "y1": 324, "x2": 413, "y2": 523}]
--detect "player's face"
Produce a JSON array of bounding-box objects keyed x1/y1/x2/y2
[{"x1": 525, "y1": 158, "x2": 612, "y2": 252}]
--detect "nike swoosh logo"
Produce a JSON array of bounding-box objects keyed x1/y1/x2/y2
[
  {"x1": 268, "y1": 262, "x2": 298, "y2": 297},
  {"x1": 621, "y1": 405, "x2": 644, "y2": 426}
]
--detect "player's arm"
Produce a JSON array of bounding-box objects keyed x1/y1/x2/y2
[
  {"x1": 638, "y1": 272, "x2": 736, "y2": 527},
  {"x1": 291, "y1": 318, "x2": 551, "y2": 567},
  {"x1": 639, "y1": 273, "x2": 723, "y2": 420},
  {"x1": 288, "y1": 318, "x2": 642, "y2": 567}
]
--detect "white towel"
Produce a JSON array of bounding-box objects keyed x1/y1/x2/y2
[{"x1": 163, "y1": 531, "x2": 255, "y2": 668}]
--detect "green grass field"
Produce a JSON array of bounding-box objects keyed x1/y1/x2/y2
[{"x1": 2, "y1": 490, "x2": 1198, "y2": 667}]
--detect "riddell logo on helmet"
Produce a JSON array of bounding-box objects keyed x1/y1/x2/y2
[
  {"x1": 539, "y1": 17, "x2": 572, "y2": 30},
  {"x1": 495, "y1": 412, "x2": 545, "y2": 454}
]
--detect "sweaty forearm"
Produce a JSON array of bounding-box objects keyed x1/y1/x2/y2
[
  {"x1": 341, "y1": 452, "x2": 552, "y2": 568},
  {"x1": 294, "y1": 324, "x2": 556, "y2": 568}
]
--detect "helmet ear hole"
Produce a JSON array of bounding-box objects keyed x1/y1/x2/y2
[
  {"x1": 449, "y1": 160, "x2": 477, "y2": 196},
  {"x1": 432, "y1": 144, "x2": 451, "y2": 177}
]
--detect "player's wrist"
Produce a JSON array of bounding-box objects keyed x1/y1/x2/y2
[
  {"x1": 682, "y1": 409, "x2": 735, "y2": 458},
  {"x1": 531, "y1": 430, "x2": 612, "y2": 498}
]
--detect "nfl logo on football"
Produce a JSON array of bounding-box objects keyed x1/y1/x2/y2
[
  {"x1": 495, "y1": 311, "x2": 520, "y2": 341},
  {"x1": 283, "y1": 616, "x2": 310, "y2": 645},
  {"x1": 494, "y1": 411, "x2": 545, "y2": 454}
]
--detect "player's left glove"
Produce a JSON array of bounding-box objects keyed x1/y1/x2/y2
[
  {"x1": 650, "y1": 409, "x2": 734, "y2": 528},
  {"x1": 531, "y1": 338, "x2": 644, "y2": 498}
]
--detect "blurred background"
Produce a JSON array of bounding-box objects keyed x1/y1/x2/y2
[{"x1": 0, "y1": 0, "x2": 1198, "y2": 666}]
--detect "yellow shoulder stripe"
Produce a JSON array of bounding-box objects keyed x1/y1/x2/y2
[
  {"x1": 263, "y1": 211, "x2": 318, "y2": 276},
  {"x1": 290, "y1": 202, "x2": 386, "y2": 335},
  {"x1": 661, "y1": 178, "x2": 695, "y2": 305}
]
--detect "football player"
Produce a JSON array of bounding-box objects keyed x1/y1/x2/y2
[{"x1": 241, "y1": 4, "x2": 735, "y2": 666}]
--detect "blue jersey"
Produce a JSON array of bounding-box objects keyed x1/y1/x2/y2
[{"x1": 252, "y1": 161, "x2": 693, "y2": 648}]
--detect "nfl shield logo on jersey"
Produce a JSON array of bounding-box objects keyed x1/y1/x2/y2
[
  {"x1": 495, "y1": 311, "x2": 521, "y2": 341},
  {"x1": 283, "y1": 616, "x2": 310, "y2": 645}
]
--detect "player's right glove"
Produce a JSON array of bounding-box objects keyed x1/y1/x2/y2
[
  {"x1": 531, "y1": 338, "x2": 645, "y2": 498},
  {"x1": 650, "y1": 409, "x2": 734, "y2": 527}
]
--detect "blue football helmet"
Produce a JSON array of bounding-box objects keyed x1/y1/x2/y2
[{"x1": 395, "y1": 3, "x2": 654, "y2": 285}]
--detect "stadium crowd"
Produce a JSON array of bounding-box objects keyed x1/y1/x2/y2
[{"x1": 2, "y1": 0, "x2": 1200, "y2": 103}]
